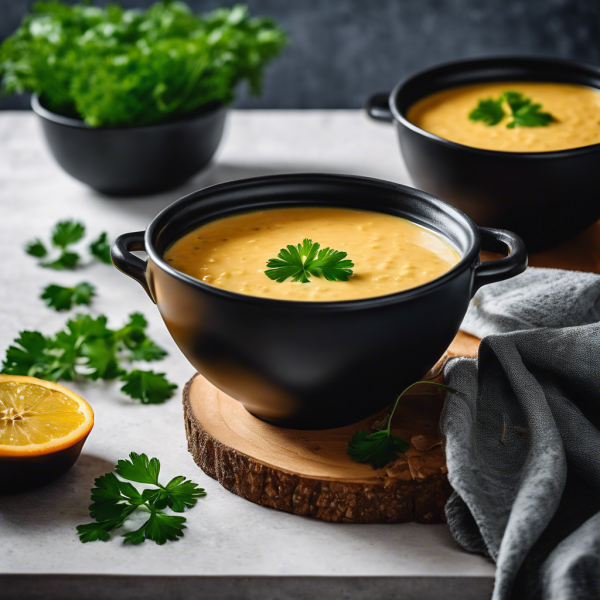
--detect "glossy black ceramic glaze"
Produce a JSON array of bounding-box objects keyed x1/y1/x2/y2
[
  {"x1": 111, "y1": 174, "x2": 526, "y2": 429},
  {"x1": 32, "y1": 95, "x2": 227, "y2": 196},
  {"x1": 366, "y1": 56, "x2": 600, "y2": 252}
]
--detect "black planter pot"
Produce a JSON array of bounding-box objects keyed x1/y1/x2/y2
[
  {"x1": 111, "y1": 174, "x2": 526, "y2": 429},
  {"x1": 32, "y1": 95, "x2": 227, "y2": 196},
  {"x1": 366, "y1": 56, "x2": 600, "y2": 252}
]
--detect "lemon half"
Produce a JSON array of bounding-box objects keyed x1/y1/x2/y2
[{"x1": 0, "y1": 375, "x2": 94, "y2": 491}]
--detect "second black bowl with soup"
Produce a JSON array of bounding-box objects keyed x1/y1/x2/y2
[
  {"x1": 366, "y1": 56, "x2": 600, "y2": 252},
  {"x1": 111, "y1": 174, "x2": 526, "y2": 429}
]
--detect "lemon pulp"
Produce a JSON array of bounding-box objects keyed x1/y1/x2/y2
[{"x1": 0, "y1": 381, "x2": 86, "y2": 446}]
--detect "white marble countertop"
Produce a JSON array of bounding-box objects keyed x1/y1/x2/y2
[{"x1": 0, "y1": 111, "x2": 494, "y2": 600}]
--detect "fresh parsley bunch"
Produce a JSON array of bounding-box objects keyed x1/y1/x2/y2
[
  {"x1": 1, "y1": 2, "x2": 287, "y2": 127},
  {"x1": 1, "y1": 313, "x2": 177, "y2": 404},
  {"x1": 77, "y1": 452, "x2": 206, "y2": 545}
]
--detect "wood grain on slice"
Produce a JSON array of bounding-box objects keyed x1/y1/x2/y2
[{"x1": 183, "y1": 372, "x2": 457, "y2": 524}]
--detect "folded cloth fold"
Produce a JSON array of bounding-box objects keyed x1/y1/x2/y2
[
  {"x1": 442, "y1": 268, "x2": 600, "y2": 600},
  {"x1": 460, "y1": 267, "x2": 600, "y2": 338}
]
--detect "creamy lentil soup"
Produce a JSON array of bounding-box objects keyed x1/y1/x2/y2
[
  {"x1": 407, "y1": 82, "x2": 600, "y2": 152},
  {"x1": 163, "y1": 207, "x2": 460, "y2": 301}
]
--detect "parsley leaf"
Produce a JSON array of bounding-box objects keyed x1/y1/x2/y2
[
  {"x1": 112, "y1": 313, "x2": 167, "y2": 361},
  {"x1": 81, "y1": 339, "x2": 122, "y2": 380},
  {"x1": 41, "y1": 282, "x2": 95, "y2": 311},
  {"x1": 88, "y1": 472, "x2": 137, "y2": 525},
  {"x1": 469, "y1": 97, "x2": 505, "y2": 126},
  {"x1": 503, "y1": 91, "x2": 531, "y2": 113},
  {"x1": 89, "y1": 232, "x2": 112, "y2": 265},
  {"x1": 123, "y1": 510, "x2": 186, "y2": 546},
  {"x1": 2, "y1": 331, "x2": 49, "y2": 378},
  {"x1": 162, "y1": 476, "x2": 208, "y2": 512},
  {"x1": 76, "y1": 522, "x2": 114, "y2": 543},
  {"x1": 120, "y1": 370, "x2": 178, "y2": 404},
  {"x1": 1, "y1": 313, "x2": 176, "y2": 403},
  {"x1": 25, "y1": 239, "x2": 48, "y2": 258},
  {"x1": 128, "y1": 338, "x2": 168, "y2": 362},
  {"x1": 348, "y1": 430, "x2": 410, "y2": 469},
  {"x1": 116, "y1": 452, "x2": 161, "y2": 485},
  {"x1": 469, "y1": 90, "x2": 555, "y2": 129},
  {"x1": 504, "y1": 91, "x2": 555, "y2": 128},
  {"x1": 40, "y1": 251, "x2": 80, "y2": 270},
  {"x1": 265, "y1": 239, "x2": 354, "y2": 284},
  {"x1": 51, "y1": 220, "x2": 85, "y2": 249},
  {"x1": 348, "y1": 381, "x2": 456, "y2": 469},
  {"x1": 76, "y1": 452, "x2": 205, "y2": 545}
]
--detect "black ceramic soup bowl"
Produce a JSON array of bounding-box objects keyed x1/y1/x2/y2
[
  {"x1": 366, "y1": 56, "x2": 600, "y2": 252},
  {"x1": 111, "y1": 174, "x2": 526, "y2": 429},
  {"x1": 32, "y1": 94, "x2": 227, "y2": 196}
]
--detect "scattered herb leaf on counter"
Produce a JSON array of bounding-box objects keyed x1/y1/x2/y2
[
  {"x1": 52, "y1": 220, "x2": 85, "y2": 249},
  {"x1": 265, "y1": 239, "x2": 354, "y2": 284},
  {"x1": 41, "y1": 282, "x2": 96, "y2": 311},
  {"x1": 469, "y1": 91, "x2": 555, "y2": 129},
  {"x1": 1, "y1": 313, "x2": 176, "y2": 403},
  {"x1": 77, "y1": 452, "x2": 206, "y2": 545},
  {"x1": 348, "y1": 381, "x2": 456, "y2": 469},
  {"x1": 25, "y1": 220, "x2": 111, "y2": 269},
  {"x1": 89, "y1": 232, "x2": 112, "y2": 265},
  {"x1": 41, "y1": 251, "x2": 81, "y2": 271},
  {"x1": 120, "y1": 370, "x2": 177, "y2": 405},
  {"x1": 1, "y1": 2, "x2": 287, "y2": 128},
  {"x1": 24, "y1": 238, "x2": 48, "y2": 258}
]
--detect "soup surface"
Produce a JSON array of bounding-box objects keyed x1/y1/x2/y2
[
  {"x1": 407, "y1": 82, "x2": 600, "y2": 152},
  {"x1": 164, "y1": 207, "x2": 460, "y2": 301}
]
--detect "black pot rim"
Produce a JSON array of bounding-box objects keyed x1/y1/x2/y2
[
  {"x1": 391, "y1": 55, "x2": 600, "y2": 159},
  {"x1": 144, "y1": 173, "x2": 482, "y2": 311},
  {"x1": 31, "y1": 93, "x2": 226, "y2": 131}
]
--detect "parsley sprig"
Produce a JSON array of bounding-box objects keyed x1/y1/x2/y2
[
  {"x1": 347, "y1": 381, "x2": 456, "y2": 469},
  {"x1": 469, "y1": 91, "x2": 555, "y2": 129},
  {"x1": 265, "y1": 239, "x2": 354, "y2": 284},
  {"x1": 1, "y1": 313, "x2": 176, "y2": 403},
  {"x1": 77, "y1": 452, "x2": 206, "y2": 545},
  {"x1": 41, "y1": 282, "x2": 96, "y2": 311},
  {"x1": 25, "y1": 220, "x2": 112, "y2": 270}
]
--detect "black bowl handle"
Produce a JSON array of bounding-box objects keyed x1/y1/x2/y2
[
  {"x1": 110, "y1": 231, "x2": 155, "y2": 303},
  {"x1": 473, "y1": 227, "x2": 527, "y2": 296},
  {"x1": 365, "y1": 92, "x2": 394, "y2": 123}
]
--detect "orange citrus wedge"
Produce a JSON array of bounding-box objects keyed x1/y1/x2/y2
[{"x1": 0, "y1": 374, "x2": 94, "y2": 492}]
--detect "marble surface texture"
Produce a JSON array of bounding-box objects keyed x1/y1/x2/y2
[{"x1": 0, "y1": 111, "x2": 494, "y2": 599}]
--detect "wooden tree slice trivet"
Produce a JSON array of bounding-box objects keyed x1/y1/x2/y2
[{"x1": 183, "y1": 336, "x2": 477, "y2": 525}]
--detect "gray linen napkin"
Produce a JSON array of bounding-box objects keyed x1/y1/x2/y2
[{"x1": 441, "y1": 267, "x2": 600, "y2": 600}]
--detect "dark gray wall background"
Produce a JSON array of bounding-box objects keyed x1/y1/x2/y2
[{"x1": 1, "y1": 0, "x2": 600, "y2": 110}]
